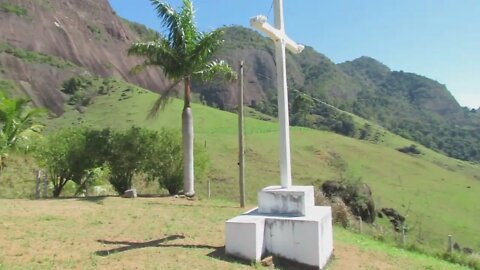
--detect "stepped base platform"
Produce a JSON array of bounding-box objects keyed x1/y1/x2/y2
[{"x1": 225, "y1": 186, "x2": 333, "y2": 269}]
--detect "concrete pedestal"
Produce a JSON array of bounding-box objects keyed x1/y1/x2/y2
[
  {"x1": 225, "y1": 186, "x2": 333, "y2": 269},
  {"x1": 258, "y1": 185, "x2": 315, "y2": 216},
  {"x1": 225, "y1": 212, "x2": 265, "y2": 261}
]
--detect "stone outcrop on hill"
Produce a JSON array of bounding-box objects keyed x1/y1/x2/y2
[{"x1": 0, "y1": 0, "x2": 167, "y2": 114}]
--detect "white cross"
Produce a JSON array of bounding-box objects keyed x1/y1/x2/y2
[{"x1": 251, "y1": 0, "x2": 304, "y2": 188}]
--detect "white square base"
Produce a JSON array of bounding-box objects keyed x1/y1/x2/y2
[
  {"x1": 265, "y1": 206, "x2": 333, "y2": 268},
  {"x1": 225, "y1": 206, "x2": 333, "y2": 269},
  {"x1": 258, "y1": 186, "x2": 315, "y2": 216},
  {"x1": 225, "y1": 211, "x2": 265, "y2": 261}
]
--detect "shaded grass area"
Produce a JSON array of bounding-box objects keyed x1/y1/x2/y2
[
  {"x1": 43, "y1": 84, "x2": 480, "y2": 252},
  {"x1": 0, "y1": 197, "x2": 472, "y2": 269}
]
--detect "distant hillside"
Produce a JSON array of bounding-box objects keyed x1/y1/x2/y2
[
  {"x1": 193, "y1": 27, "x2": 479, "y2": 162},
  {"x1": 0, "y1": 1, "x2": 479, "y2": 161}
]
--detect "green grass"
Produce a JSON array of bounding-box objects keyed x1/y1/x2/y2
[
  {"x1": 87, "y1": 24, "x2": 105, "y2": 41},
  {"x1": 0, "y1": 43, "x2": 78, "y2": 69},
  {"x1": 0, "y1": 3, "x2": 27, "y2": 16},
  {"x1": 0, "y1": 79, "x2": 26, "y2": 98},
  {"x1": 41, "y1": 81, "x2": 480, "y2": 255},
  {"x1": 0, "y1": 197, "x2": 473, "y2": 269},
  {"x1": 334, "y1": 227, "x2": 474, "y2": 270}
]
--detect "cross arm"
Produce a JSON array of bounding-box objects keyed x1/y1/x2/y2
[{"x1": 250, "y1": 15, "x2": 304, "y2": 54}]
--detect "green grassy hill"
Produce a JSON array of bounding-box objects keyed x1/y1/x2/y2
[{"x1": 39, "y1": 79, "x2": 480, "y2": 254}]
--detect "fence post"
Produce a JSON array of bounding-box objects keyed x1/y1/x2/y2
[
  {"x1": 358, "y1": 216, "x2": 363, "y2": 233},
  {"x1": 85, "y1": 180, "x2": 89, "y2": 198},
  {"x1": 402, "y1": 226, "x2": 406, "y2": 245},
  {"x1": 208, "y1": 179, "x2": 211, "y2": 199},
  {"x1": 42, "y1": 171, "x2": 48, "y2": 198},
  {"x1": 448, "y1": 234, "x2": 453, "y2": 253},
  {"x1": 35, "y1": 169, "x2": 41, "y2": 199}
]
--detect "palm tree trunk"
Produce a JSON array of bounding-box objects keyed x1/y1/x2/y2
[{"x1": 183, "y1": 77, "x2": 194, "y2": 196}]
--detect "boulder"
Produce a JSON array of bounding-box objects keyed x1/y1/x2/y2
[
  {"x1": 124, "y1": 189, "x2": 137, "y2": 198},
  {"x1": 321, "y1": 180, "x2": 376, "y2": 223},
  {"x1": 321, "y1": 180, "x2": 346, "y2": 198},
  {"x1": 261, "y1": 256, "x2": 274, "y2": 267},
  {"x1": 381, "y1": 208, "x2": 405, "y2": 232}
]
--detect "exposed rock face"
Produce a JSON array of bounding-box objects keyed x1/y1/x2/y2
[
  {"x1": 380, "y1": 208, "x2": 405, "y2": 232},
  {"x1": 321, "y1": 180, "x2": 376, "y2": 223},
  {"x1": 0, "y1": 0, "x2": 167, "y2": 114}
]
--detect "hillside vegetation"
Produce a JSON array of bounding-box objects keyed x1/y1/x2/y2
[
  {"x1": 1, "y1": 0, "x2": 479, "y2": 162},
  {"x1": 39, "y1": 78, "x2": 480, "y2": 254},
  {"x1": 209, "y1": 27, "x2": 480, "y2": 163}
]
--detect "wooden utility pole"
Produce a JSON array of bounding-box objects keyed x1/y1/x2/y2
[{"x1": 238, "y1": 60, "x2": 246, "y2": 208}]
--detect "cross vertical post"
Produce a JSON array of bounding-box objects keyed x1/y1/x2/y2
[{"x1": 250, "y1": 0, "x2": 304, "y2": 188}]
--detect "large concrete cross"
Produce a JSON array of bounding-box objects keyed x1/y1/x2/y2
[{"x1": 251, "y1": 0, "x2": 304, "y2": 188}]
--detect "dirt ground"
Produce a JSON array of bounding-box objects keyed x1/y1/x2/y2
[{"x1": 0, "y1": 197, "x2": 466, "y2": 270}]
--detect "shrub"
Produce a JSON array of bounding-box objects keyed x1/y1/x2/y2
[
  {"x1": 143, "y1": 129, "x2": 209, "y2": 195},
  {"x1": 0, "y1": 43, "x2": 76, "y2": 68},
  {"x1": 321, "y1": 178, "x2": 376, "y2": 223},
  {"x1": 34, "y1": 128, "x2": 90, "y2": 197},
  {"x1": 438, "y1": 252, "x2": 480, "y2": 270},
  {"x1": 105, "y1": 127, "x2": 157, "y2": 195},
  {"x1": 0, "y1": 3, "x2": 27, "y2": 16},
  {"x1": 143, "y1": 129, "x2": 182, "y2": 195},
  {"x1": 315, "y1": 191, "x2": 353, "y2": 228},
  {"x1": 397, "y1": 144, "x2": 422, "y2": 155}
]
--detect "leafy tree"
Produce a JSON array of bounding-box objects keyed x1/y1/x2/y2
[
  {"x1": 0, "y1": 92, "x2": 43, "y2": 170},
  {"x1": 143, "y1": 129, "x2": 182, "y2": 195},
  {"x1": 143, "y1": 128, "x2": 209, "y2": 195},
  {"x1": 128, "y1": 0, "x2": 236, "y2": 196},
  {"x1": 35, "y1": 128, "x2": 91, "y2": 197},
  {"x1": 291, "y1": 93, "x2": 314, "y2": 126},
  {"x1": 105, "y1": 127, "x2": 157, "y2": 195}
]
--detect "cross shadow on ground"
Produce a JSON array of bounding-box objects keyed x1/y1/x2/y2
[
  {"x1": 95, "y1": 235, "x2": 186, "y2": 256},
  {"x1": 94, "y1": 235, "x2": 315, "y2": 269},
  {"x1": 94, "y1": 234, "x2": 251, "y2": 267}
]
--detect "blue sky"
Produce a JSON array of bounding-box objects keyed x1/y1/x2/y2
[{"x1": 109, "y1": 0, "x2": 480, "y2": 108}]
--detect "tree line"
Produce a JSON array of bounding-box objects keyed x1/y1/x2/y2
[{"x1": 34, "y1": 127, "x2": 208, "y2": 197}]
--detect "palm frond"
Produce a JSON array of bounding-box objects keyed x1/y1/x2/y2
[
  {"x1": 128, "y1": 40, "x2": 175, "y2": 62},
  {"x1": 189, "y1": 29, "x2": 224, "y2": 70},
  {"x1": 20, "y1": 107, "x2": 46, "y2": 124},
  {"x1": 128, "y1": 40, "x2": 180, "y2": 78},
  {"x1": 193, "y1": 60, "x2": 237, "y2": 82},
  {"x1": 150, "y1": 0, "x2": 186, "y2": 53},
  {"x1": 148, "y1": 79, "x2": 182, "y2": 119},
  {"x1": 179, "y1": 0, "x2": 197, "y2": 51}
]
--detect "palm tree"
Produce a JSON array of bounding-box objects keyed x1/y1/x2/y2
[
  {"x1": 0, "y1": 92, "x2": 44, "y2": 170},
  {"x1": 128, "y1": 0, "x2": 236, "y2": 196}
]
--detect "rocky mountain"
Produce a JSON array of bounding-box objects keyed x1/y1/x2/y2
[
  {"x1": 1, "y1": 0, "x2": 478, "y2": 161},
  {"x1": 196, "y1": 27, "x2": 479, "y2": 161},
  {"x1": 0, "y1": 0, "x2": 167, "y2": 114}
]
